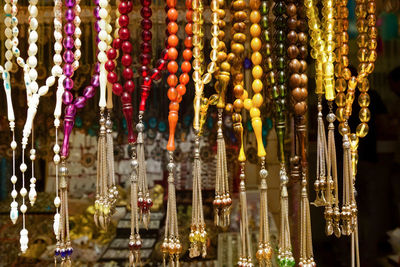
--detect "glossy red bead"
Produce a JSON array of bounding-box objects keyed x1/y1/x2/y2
[
  {"x1": 118, "y1": 15, "x2": 129, "y2": 27},
  {"x1": 140, "y1": 7, "x2": 152, "y2": 18},
  {"x1": 107, "y1": 48, "x2": 117, "y2": 60},
  {"x1": 142, "y1": 30, "x2": 152, "y2": 42},
  {"x1": 124, "y1": 80, "x2": 135, "y2": 93},
  {"x1": 119, "y1": 28, "x2": 130, "y2": 40},
  {"x1": 141, "y1": 42, "x2": 151, "y2": 54},
  {"x1": 140, "y1": 53, "x2": 151, "y2": 66},
  {"x1": 112, "y1": 83, "x2": 123, "y2": 96},
  {"x1": 141, "y1": 19, "x2": 152, "y2": 30},
  {"x1": 140, "y1": 65, "x2": 149, "y2": 77},
  {"x1": 121, "y1": 91, "x2": 132, "y2": 104},
  {"x1": 112, "y1": 38, "x2": 121, "y2": 49},
  {"x1": 118, "y1": 1, "x2": 128, "y2": 14},
  {"x1": 156, "y1": 59, "x2": 167, "y2": 70},
  {"x1": 123, "y1": 68, "x2": 133, "y2": 80},
  {"x1": 140, "y1": 0, "x2": 151, "y2": 6},
  {"x1": 126, "y1": 0, "x2": 133, "y2": 12},
  {"x1": 107, "y1": 71, "x2": 118, "y2": 83},
  {"x1": 121, "y1": 54, "x2": 132, "y2": 67},
  {"x1": 121, "y1": 41, "x2": 132, "y2": 53},
  {"x1": 105, "y1": 60, "x2": 115, "y2": 72},
  {"x1": 150, "y1": 68, "x2": 161, "y2": 80}
]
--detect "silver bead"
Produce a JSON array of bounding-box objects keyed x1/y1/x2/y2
[
  {"x1": 167, "y1": 162, "x2": 175, "y2": 172},
  {"x1": 131, "y1": 159, "x2": 138, "y2": 169},
  {"x1": 136, "y1": 123, "x2": 144, "y2": 132},
  {"x1": 59, "y1": 166, "x2": 68, "y2": 176},
  {"x1": 259, "y1": 168, "x2": 268, "y2": 179},
  {"x1": 280, "y1": 174, "x2": 288, "y2": 184},
  {"x1": 326, "y1": 112, "x2": 336, "y2": 123},
  {"x1": 99, "y1": 117, "x2": 106, "y2": 124},
  {"x1": 105, "y1": 119, "x2": 112, "y2": 129},
  {"x1": 343, "y1": 141, "x2": 350, "y2": 149}
]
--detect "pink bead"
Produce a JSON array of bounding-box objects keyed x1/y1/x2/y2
[
  {"x1": 74, "y1": 96, "x2": 87, "y2": 109},
  {"x1": 62, "y1": 91, "x2": 73, "y2": 105},
  {"x1": 83, "y1": 86, "x2": 95, "y2": 98}
]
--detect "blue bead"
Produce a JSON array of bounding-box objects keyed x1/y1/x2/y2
[
  {"x1": 60, "y1": 249, "x2": 66, "y2": 258},
  {"x1": 67, "y1": 247, "x2": 73, "y2": 256},
  {"x1": 55, "y1": 249, "x2": 60, "y2": 256}
]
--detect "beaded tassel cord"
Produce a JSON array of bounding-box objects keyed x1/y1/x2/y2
[
  {"x1": 129, "y1": 150, "x2": 142, "y2": 266},
  {"x1": 95, "y1": 111, "x2": 109, "y2": 229},
  {"x1": 214, "y1": 109, "x2": 231, "y2": 227},
  {"x1": 189, "y1": 134, "x2": 207, "y2": 258},
  {"x1": 136, "y1": 115, "x2": 151, "y2": 229},
  {"x1": 206, "y1": 0, "x2": 231, "y2": 228}
]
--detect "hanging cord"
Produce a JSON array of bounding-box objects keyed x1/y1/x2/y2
[
  {"x1": 129, "y1": 149, "x2": 142, "y2": 266},
  {"x1": 136, "y1": 112, "x2": 152, "y2": 229}
]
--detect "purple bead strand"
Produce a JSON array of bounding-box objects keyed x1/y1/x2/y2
[{"x1": 60, "y1": 0, "x2": 102, "y2": 158}]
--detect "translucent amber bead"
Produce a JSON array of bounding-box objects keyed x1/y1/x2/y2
[
  {"x1": 341, "y1": 55, "x2": 349, "y2": 67},
  {"x1": 358, "y1": 63, "x2": 368, "y2": 75},
  {"x1": 350, "y1": 133, "x2": 359, "y2": 150},
  {"x1": 368, "y1": 38, "x2": 377, "y2": 49},
  {"x1": 250, "y1": 24, "x2": 261, "y2": 37},
  {"x1": 348, "y1": 77, "x2": 357, "y2": 89},
  {"x1": 357, "y1": 33, "x2": 368, "y2": 48},
  {"x1": 207, "y1": 61, "x2": 217, "y2": 73},
  {"x1": 359, "y1": 107, "x2": 370, "y2": 122},
  {"x1": 357, "y1": 48, "x2": 368, "y2": 62},
  {"x1": 358, "y1": 78, "x2": 369, "y2": 92},
  {"x1": 367, "y1": 14, "x2": 376, "y2": 26},
  {"x1": 368, "y1": 50, "x2": 377, "y2": 62},
  {"x1": 367, "y1": 1, "x2": 376, "y2": 13},
  {"x1": 358, "y1": 93, "x2": 370, "y2": 107},
  {"x1": 335, "y1": 92, "x2": 346, "y2": 106},
  {"x1": 336, "y1": 79, "x2": 347, "y2": 92},
  {"x1": 211, "y1": 37, "x2": 219, "y2": 49},
  {"x1": 366, "y1": 62, "x2": 374, "y2": 74},
  {"x1": 342, "y1": 67, "x2": 351, "y2": 80},
  {"x1": 368, "y1": 27, "x2": 378, "y2": 38},
  {"x1": 356, "y1": 122, "x2": 369, "y2": 138},
  {"x1": 340, "y1": 44, "x2": 349, "y2": 55},
  {"x1": 336, "y1": 107, "x2": 345, "y2": 122},
  {"x1": 355, "y1": 5, "x2": 367, "y2": 19}
]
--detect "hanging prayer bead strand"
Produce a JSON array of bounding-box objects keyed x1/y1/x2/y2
[
  {"x1": 189, "y1": 0, "x2": 222, "y2": 257},
  {"x1": 59, "y1": 0, "x2": 103, "y2": 263},
  {"x1": 212, "y1": 0, "x2": 232, "y2": 229},
  {"x1": 95, "y1": 0, "x2": 114, "y2": 231},
  {"x1": 1, "y1": 0, "x2": 18, "y2": 225},
  {"x1": 162, "y1": 0, "x2": 192, "y2": 264},
  {"x1": 289, "y1": 2, "x2": 315, "y2": 266},
  {"x1": 225, "y1": 0, "x2": 252, "y2": 265}
]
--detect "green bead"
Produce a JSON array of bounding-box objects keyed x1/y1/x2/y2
[
  {"x1": 276, "y1": 43, "x2": 285, "y2": 56},
  {"x1": 279, "y1": 84, "x2": 287, "y2": 97},
  {"x1": 277, "y1": 56, "x2": 285, "y2": 70},
  {"x1": 260, "y1": 1, "x2": 269, "y2": 15},
  {"x1": 278, "y1": 71, "x2": 286, "y2": 83},
  {"x1": 275, "y1": 30, "x2": 286, "y2": 43},
  {"x1": 261, "y1": 16, "x2": 269, "y2": 29},
  {"x1": 263, "y1": 29, "x2": 270, "y2": 42},
  {"x1": 273, "y1": 1, "x2": 286, "y2": 16},
  {"x1": 272, "y1": 85, "x2": 279, "y2": 99}
]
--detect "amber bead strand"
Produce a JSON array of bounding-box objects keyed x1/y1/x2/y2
[
  {"x1": 211, "y1": 0, "x2": 232, "y2": 229},
  {"x1": 224, "y1": 0, "x2": 252, "y2": 265},
  {"x1": 160, "y1": 0, "x2": 193, "y2": 265},
  {"x1": 288, "y1": 1, "x2": 315, "y2": 266}
]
